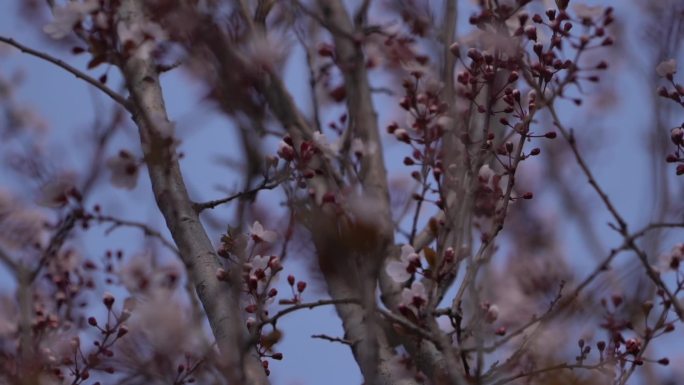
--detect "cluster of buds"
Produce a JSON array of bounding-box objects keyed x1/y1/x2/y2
[
  {"x1": 665, "y1": 125, "x2": 684, "y2": 175},
  {"x1": 279, "y1": 274, "x2": 308, "y2": 305}
]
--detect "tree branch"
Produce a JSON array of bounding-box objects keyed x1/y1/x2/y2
[
  {"x1": 116, "y1": 2, "x2": 269, "y2": 384},
  {"x1": 91, "y1": 214, "x2": 180, "y2": 256},
  {"x1": 259, "y1": 298, "x2": 361, "y2": 328},
  {"x1": 0, "y1": 36, "x2": 131, "y2": 110},
  {"x1": 193, "y1": 177, "x2": 282, "y2": 213}
]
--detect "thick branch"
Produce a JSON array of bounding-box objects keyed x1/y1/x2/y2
[{"x1": 116, "y1": 2, "x2": 268, "y2": 384}]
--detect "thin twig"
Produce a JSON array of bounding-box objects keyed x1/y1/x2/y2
[
  {"x1": 311, "y1": 333, "x2": 353, "y2": 346},
  {"x1": 92, "y1": 214, "x2": 179, "y2": 256},
  {"x1": 193, "y1": 178, "x2": 282, "y2": 213},
  {"x1": 31, "y1": 214, "x2": 76, "y2": 281},
  {"x1": 489, "y1": 361, "x2": 609, "y2": 385},
  {"x1": 546, "y1": 103, "x2": 684, "y2": 320},
  {"x1": 378, "y1": 308, "x2": 441, "y2": 347},
  {"x1": 0, "y1": 36, "x2": 131, "y2": 110},
  {"x1": 259, "y1": 298, "x2": 361, "y2": 329}
]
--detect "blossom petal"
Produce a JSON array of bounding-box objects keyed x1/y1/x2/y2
[{"x1": 386, "y1": 260, "x2": 411, "y2": 283}]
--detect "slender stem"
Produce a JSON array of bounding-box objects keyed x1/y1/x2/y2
[{"x1": 0, "y1": 36, "x2": 131, "y2": 110}]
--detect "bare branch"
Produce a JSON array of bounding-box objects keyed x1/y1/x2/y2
[
  {"x1": 259, "y1": 298, "x2": 361, "y2": 329},
  {"x1": 0, "y1": 36, "x2": 131, "y2": 110},
  {"x1": 91, "y1": 214, "x2": 180, "y2": 256},
  {"x1": 193, "y1": 177, "x2": 282, "y2": 213},
  {"x1": 546, "y1": 103, "x2": 684, "y2": 320},
  {"x1": 311, "y1": 333, "x2": 353, "y2": 346}
]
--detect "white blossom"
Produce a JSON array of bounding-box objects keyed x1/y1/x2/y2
[
  {"x1": 478, "y1": 164, "x2": 495, "y2": 183},
  {"x1": 313, "y1": 131, "x2": 341, "y2": 156},
  {"x1": 117, "y1": 20, "x2": 167, "y2": 60},
  {"x1": 106, "y1": 150, "x2": 139, "y2": 190},
  {"x1": 401, "y1": 281, "x2": 427, "y2": 311},
  {"x1": 656, "y1": 59, "x2": 677, "y2": 78},
  {"x1": 43, "y1": 0, "x2": 99, "y2": 39},
  {"x1": 249, "y1": 221, "x2": 277, "y2": 243},
  {"x1": 36, "y1": 174, "x2": 76, "y2": 208},
  {"x1": 128, "y1": 289, "x2": 203, "y2": 353},
  {"x1": 386, "y1": 244, "x2": 420, "y2": 283},
  {"x1": 485, "y1": 304, "x2": 499, "y2": 323}
]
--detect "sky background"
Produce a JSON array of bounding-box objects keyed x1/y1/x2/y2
[{"x1": 1, "y1": 0, "x2": 683, "y2": 384}]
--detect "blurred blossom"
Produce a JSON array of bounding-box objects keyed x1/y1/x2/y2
[
  {"x1": 313, "y1": 131, "x2": 341, "y2": 157},
  {"x1": 121, "y1": 254, "x2": 152, "y2": 292},
  {"x1": 117, "y1": 20, "x2": 167, "y2": 60},
  {"x1": 572, "y1": 4, "x2": 605, "y2": 19},
  {"x1": 43, "y1": 0, "x2": 99, "y2": 39},
  {"x1": 36, "y1": 173, "x2": 76, "y2": 208},
  {"x1": 0, "y1": 194, "x2": 47, "y2": 249},
  {"x1": 47, "y1": 248, "x2": 81, "y2": 276},
  {"x1": 401, "y1": 281, "x2": 427, "y2": 311},
  {"x1": 39, "y1": 328, "x2": 79, "y2": 366},
  {"x1": 657, "y1": 243, "x2": 684, "y2": 272},
  {"x1": 240, "y1": 34, "x2": 289, "y2": 74},
  {"x1": 129, "y1": 289, "x2": 203, "y2": 354},
  {"x1": 656, "y1": 59, "x2": 677, "y2": 78},
  {"x1": 478, "y1": 164, "x2": 495, "y2": 185},
  {"x1": 106, "y1": 150, "x2": 139, "y2": 190},
  {"x1": 249, "y1": 221, "x2": 277, "y2": 243},
  {"x1": 386, "y1": 244, "x2": 420, "y2": 283}
]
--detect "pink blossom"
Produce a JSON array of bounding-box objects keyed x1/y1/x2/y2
[
  {"x1": 478, "y1": 164, "x2": 495, "y2": 184},
  {"x1": 117, "y1": 20, "x2": 167, "y2": 60},
  {"x1": 313, "y1": 131, "x2": 342, "y2": 156},
  {"x1": 386, "y1": 244, "x2": 420, "y2": 283},
  {"x1": 249, "y1": 221, "x2": 277, "y2": 243},
  {"x1": 128, "y1": 289, "x2": 203, "y2": 353},
  {"x1": 43, "y1": 0, "x2": 99, "y2": 39},
  {"x1": 106, "y1": 150, "x2": 140, "y2": 190},
  {"x1": 656, "y1": 59, "x2": 677, "y2": 78},
  {"x1": 401, "y1": 281, "x2": 427, "y2": 311}
]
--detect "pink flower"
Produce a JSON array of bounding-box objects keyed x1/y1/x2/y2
[
  {"x1": 249, "y1": 221, "x2": 277, "y2": 243},
  {"x1": 277, "y1": 140, "x2": 295, "y2": 161},
  {"x1": 386, "y1": 244, "x2": 421, "y2": 283},
  {"x1": 43, "y1": 0, "x2": 99, "y2": 39},
  {"x1": 106, "y1": 150, "x2": 139, "y2": 190}
]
